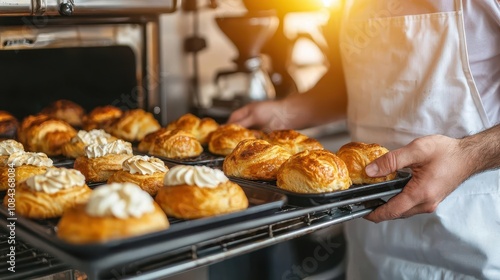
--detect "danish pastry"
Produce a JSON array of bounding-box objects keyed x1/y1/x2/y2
[
  {"x1": 0, "y1": 151, "x2": 53, "y2": 190},
  {"x1": 107, "y1": 109, "x2": 161, "y2": 142},
  {"x1": 0, "y1": 139, "x2": 24, "y2": 167},
  {"x1": 61, "y1": 129, "x2": 116, "y2": 158},
  {"x1": 82, "y1": 105, "x2": 123, "y2": 131},
  {"x1": 107, "y1": 155, "x2": 168, "y2": 196},
  {"x1": 5, "y1": 168, "x2": 92, "y2": 219},
  {"x1": 264, "y1": 129, "x2": 324, "y2": 155},
  {"x1": 337, "y1": 142, "x2": 397, "y2": 184},
  {"x1": 166, "y1": 113, "x2": 219, "y2": 144},
  {"x1": 223, "y1": 139, "x2": 292, "y2": 181},
  {"x1": 0, "y1": 111, "x2": 19, "y2": 139},
  {"x1": 156, "y1": 165, "x2": 249, "y2": 219},
  {"x1": 40, "y1": 99, "x2": 86, "y2": 127},
  {"x1": 208, "y1": 124, "x2": 256, "y2": 156},
  {"x1": 277, "y1": 149, "x2": 352, "y2": 193},
  {"x1": 138, "y1": 128, "x2": 203, "y2": 159},
  {"x1": 57, "y1": 182, "x2": 169, "y2": 244}
]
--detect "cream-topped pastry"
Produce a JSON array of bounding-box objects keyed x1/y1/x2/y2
[
  {"x1": 163, "y1": 165, "x2": 228, "y2": 188},
  {"x1": 8, "y1": 151, "x2": 53, "y2": 167},
  {"x1": 26, "y1": 168, "x2": 86, "y2": 194},
  {"x1": 86, "y1": 183, "x2": 155, "y2": 219},
  {"x1": 123, "y1": 155, "x2": 167, "y2": 175},
  {"x1": 0, "y1": 140, "x2": 24, "y2": 156},
  {"x1": 0, "y1": 151, "x2": 54, "y2": 191},
  {"x1": 85, "y1": 139, "x2": 132, "y2": 158},
  {"x1": 72, "y1": 129, "x2": 112, "y2": 145}
]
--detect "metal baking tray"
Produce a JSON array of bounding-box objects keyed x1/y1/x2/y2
[
  {"x1": 134, "y1": 148, "x2": 225, "y2": 167},
  {"x1": 230, "y1": 170, "x2": 412, "y2": 207}
]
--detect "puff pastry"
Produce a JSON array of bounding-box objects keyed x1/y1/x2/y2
[
  {"x1": 0, "y1": 111, "x2": 19, "y2": 139},
  {"x1": 0, "y1": 151, "x2": 53, "y2": 190},
  {"x1": 0, "y1": 139, "x2": 24, "y2": 167},
  {"x1": 82, "y1": 105, "x2": 123, "y2": 131},
  {"x1": 40, "y1": 99, "x2": 86, "y2": 127},
  {"x1": 107, "y1": 109, "x2": 161, "y2": 142},
  {"x1": 264, "y1": 130, "x2": 324, "y2": 155},
  {"x1": 223, "y1": 139, "x2": 292, "y2": 181},
  {"x1": 166, "y1": 113, "x2": 219, "y2": 144},
  {"x1": 156, "y1": 165, "x2": 248, "y2": 219},
  {"x1": 4, "y1": 168, "x2": 92, "y2": 219},
  {"x1": 61, "y1": 129, "x2": 116, "y2": 158},
  {"x1": 57, "y1": 183, "x2": 169, "y2": 244},
  {"x1": 208, "y1": 124, "x2": 256, "y2": 156},
  {"x1": 138, "y1": 128, "x2": 203, "y2": 159},
  {"x1": 277, "y1": 149, "x2": 352, "y2": 193},
  {"x1": 337, "y1": 142, "x2": 397, "y2": 184}
]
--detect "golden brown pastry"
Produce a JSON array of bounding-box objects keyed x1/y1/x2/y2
[
  {"x1": 0, "y1": 111, "x2": 19, "y2": 139},
  {"x1": 82, "y1": 105, "x2": 123, "y2": 131},
  {"x1": 223, "y1": 139, "x2": 292, "y2": 181},
  {"x1": 18, "y1": 114, "x2": 77, "y2": 156},
  {"x1": 40, "y1": 99, "x2": 86, "y2": 127},
  {"x1": 208, "y1": 124, "x2": 256, "y2": 156},
  {"x1": 0, "y1": 151, "x2": 53, "y2": 190},
  {"x1": 264, "y1": 129, "x2": 324, "y2": 155},
  {"x1": 337, "y1": 142, "x2": 397, "y2": 184},
  {"x1": 107, "y1": 155, "x2": 168, "y2": 196},
  {"x1": 138, "y1": 128, "x2": 203, "y2": 159},
  {"x1": 4, "y1": 168, "x2": 92, "y2": 219},
  {"x1": 73, "y1": 139, "x2": 133, "y2": 183},
  {"x1": 107, "y1": 109, "x2": 161, "y2": 142},
  {"x1": 61, "y1": 129, "x2": 116, "y2": 158},
  {"x1": 156, "y1": 165, "x2": 249, "y2": 219},
  {"x1": 57, "y1": 182, "x2": 169, "y2": 244},
  {"x1": 276, "y1": 149, "x2": 352, "y2": 193},
  {"x1": 166, "y1": 113, "x2": 219, "y2": 144},
  {"x1": 0, "y1": 139, "x2": 24, "y2": 167}
]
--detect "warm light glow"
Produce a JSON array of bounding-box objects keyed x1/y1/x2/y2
[{"x1": 322, "y1": 0, "x2": 341, "y2": 9}]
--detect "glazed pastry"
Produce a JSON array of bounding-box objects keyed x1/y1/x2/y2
[
  {"x1": 0, "y1": 111, "x2": 19, "y2": 139},
  {"x1": 156, "y1": 165, "x2": 249, "y2": 219},
  {"x1": 337, "y1": 142, "x2": 397, "y2": 184},
  {"x1": 264, "y1": 130, "x2": 324, "y2": 155},
  {"x1": 107, "y1": 109, "x2": 161, "y2": 142},
  {"x1": 0, "y1": 139, "x2": 24, "y2": 167},
  {"x1": 223, "y1": 139, "x2": 292, "y2": 181},
  {"x1": 40, "y1": 99, "x2": 86, "y2": 127},
  {"x1": 138, "y1": 128, "x2": 203, "y2": 159},
  {"x1": 107, "y1": 155, "x2": 168, "y2": 196},
  {"x1": 277, "y1": 149, "x2": 352, "y2": 193},
  {"x1": 208, "y1": 124, "x2": 256, "y2": 156},
  {"x1": 166, "y1": 113, "x2": 219, "y2": 144},
  {"x1": 57, "y1": 182, "x2": 169, "y2": 244},
  {"x1": 4, "y1": 168, "x2": 92, "y2": 219},
  {"x1": 82, "y1": 105, "x2": 123, "y2": 131},
  {"x1": 18, "y1": 114, "x2": 77, "y2": 156},
  {"x1": 0, "y1": 151, "x2": 53, "y2": 190},
  {"x1": 61, "y1": 129, "x2": 116, "y2": 158},
  {"x1": 73, "y1": 139, "x2": 133, "y2": 183}
]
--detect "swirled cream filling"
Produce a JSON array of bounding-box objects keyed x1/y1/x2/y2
[
  {"x1": 26, "y1": 168, "x2": 85, "y2": 194},
  {"x1": 0, "y1": 140, "x2": 24, "y2": 156},
  {"x1": 163, "y1": 165, "x2": 228, "y2": 188},
  {"x1": 84, "y1": 139, "x2": 133, "y2": 158},
  {"x1": 72, "y1": 129, "x2": 112, "y2": 145},
  {"x1": 8, "y1": 151, "x2": 53, "y2": 167},
  {"x1": 123, "y1": 155, "x2": 167, "y2": 175}
]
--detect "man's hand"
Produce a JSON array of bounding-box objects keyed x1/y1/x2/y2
[{"x1": 226, "y1": 100, "x2": 297, "y2": 131}]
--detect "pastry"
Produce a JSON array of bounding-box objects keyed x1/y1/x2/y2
[
  {"x1": 18, "y1": 114, "x2": 77, "y2": 156},
  {"x1": 138, "y1": 128, "x2": 203, "y2": 159},
  {"x1": 57, "y1": 182, "x2": 169, "y2": 244},
  {"x1": 40, "y1": 99, "x2": 86, "y2": 127},
  {"x1": 0, "y1": 139, "x2": 24, "y2": 167},
  {"x1": 337, "y1": 142, "x2": 397, "y2": 184},
  {"x1": 166, "y1": 113, "x2": 219, "y2": 144},
  {"x1": 0, "y1": 151, "x2": 53, "y2": 190},
  {"x1": 107, "y1": 109, "x2": 161, "y2": 142},
  {"x1": 156, "y1": 165, "x2": 249, "y2": 219},
  {"x1": 264, "y1": 129, "x2": 324, "y2": 155},
  {"x1": 0, "y1": 111, "x2": 19, "y2": 139},
  {"x1": 73, "y1": 139, "x2": 133, "y2": 183},
  {"x1": 61, "y1": 129, "x2": 116, "y2": 158},
  {"x1": 208, "y1": 124, "x2": 256, "y2": 156},
  {"x1": 4, "y1": 168, "x2": 92, "y2": 219},
  {"x1": 276, "y1": 149, "x2": 352, "y2": 193},
  {"x1": 82, "y1": 105, "x2": 123, "y2": 131},
  {"x1": 107, "y1": 155, "x2": 168, "y2": 196},
  {"x1": 223, "y1": 139, "x2": 292, "y2": 181}
]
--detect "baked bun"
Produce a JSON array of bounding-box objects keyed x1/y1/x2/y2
[
  {"x1": 223, "y1": 139, "x2": 292, "y2": 181},
  {"x1": 57, "y1": 182, "x2": 169, "y2": 244},
  {"x1": 5, "y1": 168, "x2": 92, "y2": 219},
  {"x1": 82, "y1": 105, "x2": 123, "y2": 131},
  {"x1": 107, "y1": 155, "x2": 168, "y2": 196},
  {"x1": 166, "y1": 113, "x2": 219, "y2": 145},
  {"x1": 0, "y1": 111, "x2": 19, "y2": 139},
  {"x1": 337, "y1": 142, "x2": 397, "y2": 184},
  {"x1": 138, "y1": 128, "x2": 203, "y2": 159},
  {"x1": 156, "y1": 165, "x2": 249, "y2": 219},
  {"x1": 40, "y1": 99, "x2": 86, "y2": 127},
  {"x1": 61, "y1": 129, "x2": 116, "y2": 158},
  {"x1": 264, "y1": 130, "x2": 324, "y2": 155},
  {"x1": 107, "y1": 109, "x2": 161, "y2": 142},
  {"x1": 73, "y1": 139, "x2": 133, "y2": 183},
  {"x1": 18, "y1": 114, "x2": 77, "y2": 156},
  {"x1": 0, "y1": 151, "x2": 53, "y2": 190},
  {"x1": 0, "y1": 139, "x2": 24, "y2": 167},
  {"x1": 277, "y1": 150, "x2": 352, "y2": 193},
  {"x1": 208, "y1": 124, "x2": 256, "y2": 156}
]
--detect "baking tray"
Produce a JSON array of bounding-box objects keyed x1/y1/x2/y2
[
  {"x1": 230, "y1": 170, "x2": 412, "y2": 207},
  {"x1": 133, "y1": 148, "x2": 225, "y2": 167}
]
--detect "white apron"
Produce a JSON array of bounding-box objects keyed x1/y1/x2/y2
[{"x1": 339, "y1": 0, "x2": 500, "y2": 279}]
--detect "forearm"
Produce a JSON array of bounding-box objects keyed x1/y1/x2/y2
[{"x1": 459, "y1": 124, "x2": 500, "y2": 176}]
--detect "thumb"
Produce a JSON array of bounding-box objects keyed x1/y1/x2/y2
[{"x1": 365, "y1": 149, "x2": 412, "y2": 177}]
